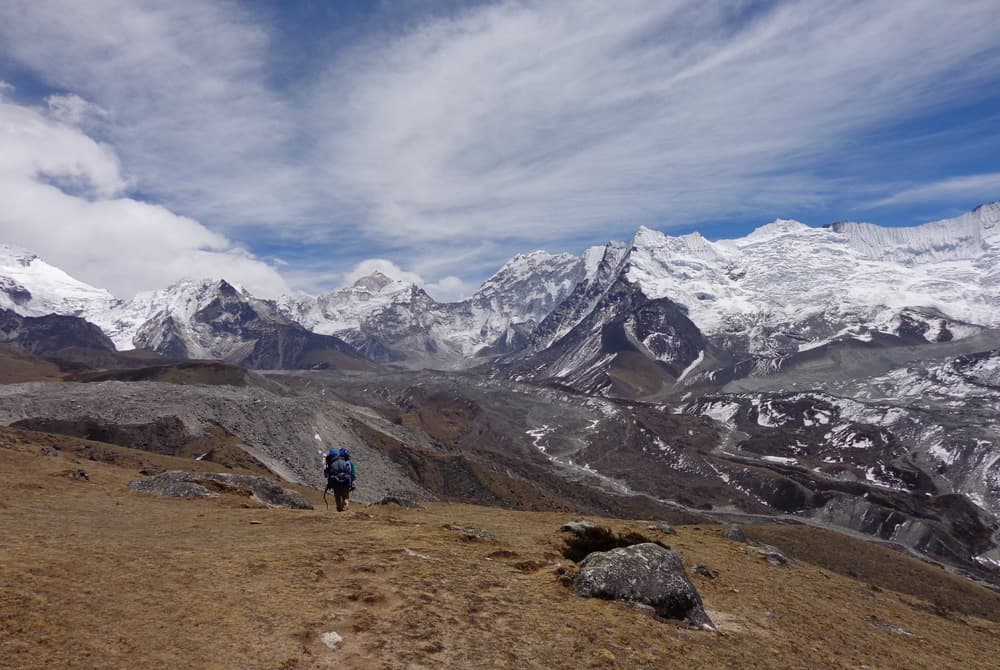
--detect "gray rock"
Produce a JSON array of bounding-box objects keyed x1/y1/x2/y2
[
  {"x1": 867, "y1": 616, "x2": 917, "y2": 637},
  {"x1": 320, "y1": 631, "x2": 343, "y2": 648},
  {"x1": 692, "y1": 564, "x2": 717, "y2": 579},
  {"x1": 40, "y1": 446, "x2": 59, "y2": 456},
  {"x1": 573, "y1": 543, "x2": 714, "y2": 629},
  {"x1": 561, "y1": 520, "x2": 597, "y2": 533},
  {"x1": 723, "y1": 523, "x2": 748, "y2": 543},
  {"x1": 647, "y1": 523, "x2": 677, "y2": 535},
  {"x1": 744, "y1": 544, "x2": 791, "y2": 566},
  {"x1": 444, "y1": 524, "x2": 497, "y2": 541},
  {"x1": 373, "y1": 496, "x2": 424, "y2": 509},
  {"x1": 128, "y1": 471, "x2": 313, "y2": 509}
]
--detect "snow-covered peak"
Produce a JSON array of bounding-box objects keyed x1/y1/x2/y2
[
  {"x1": 277, "y1": 272, "x2": 425, "y2": 336},
  {"x1": 623, "y1": 206, "x2": 999, "y2": 351},
  {"x1": 475, "y1": 251, "x2": 581, "y2": 299},
  {"x1": 351, "y1": 271, "x2": 396, "y2": 292},
  {"x1": 972, "y1": 200, "x2": 1000, "y2": 225},
  {"x1": 471, "y1": 249, "x2": 585, "y2": 329},
  {"x1": 0, "y1": 243, "x2": 115, "y2": 317},
  {"x1": 632, "y1": 226, "x2": 719, "y2": 257},
  {"x1": 82, "y1": 277, "x2": 255, "y2": 350},
  {"x1": 745, "y1": 218, "x2": 810, "y2": 240},
  {"x1": 831, "y1": 211, "x2": 989, "y2": 263}
]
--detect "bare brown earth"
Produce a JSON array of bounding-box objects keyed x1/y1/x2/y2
[
  {"x1": 0, "y1": 344, "x2": 61, "y2": 384},
  {"x1": 3, "y1": 428, "x2": 1000, "y2": 670}
]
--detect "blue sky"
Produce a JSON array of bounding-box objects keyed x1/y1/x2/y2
[{"x1": 0, "y1": 0, "x2": 998, "y2": 300}]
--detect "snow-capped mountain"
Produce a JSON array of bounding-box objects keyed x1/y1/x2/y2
[
  {"x1": 2, "y1": 201, "x2": 997, "y2": 378},
  {"x1": 507, "y1": 202, "x2": 1000, "y2": 396},
  {"x1": 0, "y1": 244, "x2": 116, "y2": 318},
  {"x1": 275, "y1": 251, "x2": 586, "y2": 367},
  {"x1": 277, "y1": 272, "x2": 425, "y2": 336}
]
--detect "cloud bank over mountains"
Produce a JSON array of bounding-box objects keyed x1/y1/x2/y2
[{"x1": 0, "y1": 0, "x2": 998, "y2": 299}]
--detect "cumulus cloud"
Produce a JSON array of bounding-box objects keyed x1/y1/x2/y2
[
  {"x1": 0, "y1": 0, "x2": 301, "y2": 228},
  {"x1": 0, "y1": 89, "x2": 288, "y2": 298}
]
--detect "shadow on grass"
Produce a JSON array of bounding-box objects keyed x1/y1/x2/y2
[{"x1": 562, "y1": 526, "x2": 667, "y2": 563}]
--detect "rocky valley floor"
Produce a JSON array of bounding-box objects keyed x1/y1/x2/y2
[{"x1": 3, "y1": 429, "x2": 1000, "y2": 670}]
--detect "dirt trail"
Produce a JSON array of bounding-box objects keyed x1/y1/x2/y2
[{"x1": 2, "y1": 431, "x2": 1000, "y2": 669}]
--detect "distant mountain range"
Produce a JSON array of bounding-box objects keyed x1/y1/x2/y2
[
  {"x1": 3, "y1": 202, "x2": 997, "y2": 383},
  {"x1": 2, "y1": 201, "x2": 1000, "y2": 576}
]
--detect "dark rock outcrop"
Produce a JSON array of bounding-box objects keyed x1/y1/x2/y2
[
  {"x1": 0, "y1": 308, "x2": 115, "y2": 357},
  {"x1": 128, "y1": 471, "x2": 312, "y2": 509},
  {"x1": 573, "y1": 543, "x2": 714, "y2": 629}
]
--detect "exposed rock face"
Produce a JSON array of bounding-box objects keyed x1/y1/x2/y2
[
  {"x1": 504, "y1": 278, "x2": 704, "y2": 397},
  {"x1": 127, "y1": 471, "x2": 313, "y2": 509},
  {"x1": 573, "y1": 543, "x2": 714, "y2": 629},
  {"x1": 0, "y1": 308, "x2": 116, "y2": 357}
]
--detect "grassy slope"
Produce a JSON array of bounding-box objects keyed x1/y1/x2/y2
[{"x1": 2, "y1": 429, "x2": 999, "y2": 670}]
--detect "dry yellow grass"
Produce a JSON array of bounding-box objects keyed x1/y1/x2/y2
[{"x1": 2, "y1": 428, "x2": 999, "y2": 669}]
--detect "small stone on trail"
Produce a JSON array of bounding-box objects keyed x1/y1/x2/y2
[
  {"x1": 693, "y1": 564, "x2": 717, "y2": 579},
  {"x1": 373, "y1": 496, "x2": 423, "y2": 509},
  {"x1": 41, "y1": 446, "x2": 59, "y2": 456},
  {"x1": 320, "y1": 631, "x2": 343, "y2": 649},
  {"x1": 647, "y1": 523, "x2": 677, "y2": 535},
  {"x1": 867, "y1": 615, "x2": 917, "y2": 637},
  {"x1": 444, "y1": 524, "x2": 497, "y2": 541},
  {"x1": 744, "y1": 544, "x2": 791, "y2": 566},
  {"x1": 723, "y1": 524, "x2": 747, "y2": 543},
  {"x1": 249, "y1": 520, "x2": 262, "y2": 525}
]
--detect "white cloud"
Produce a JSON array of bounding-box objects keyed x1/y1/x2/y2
[
  {"x1": 867, "y1": 173, "x2": 1000, "y2": 209},
  {"x1": 425, "y1": 276, "x2": 471, "y2": 303},
  {"x1": 314, "y1": 0, "x2": 1000, "y2": 272},
  {"x1": 0, "y1": 89, "x2": 288, "y2": 298},
  {"x1": 45, "y1": 93, "x2": 108, "y2": 128},
  {"x1": 1, "y1": 1, "x2": 999, "y2": 294},
  {"x1": 0, "y1": 0, "x2": 301, "y2": 228}
]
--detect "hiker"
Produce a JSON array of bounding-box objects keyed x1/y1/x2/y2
[{"x1": 325, "y1": 449, "x2": 354, "y2": 512}]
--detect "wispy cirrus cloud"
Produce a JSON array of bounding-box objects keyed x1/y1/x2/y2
[
  {"x1": 0, "y1": 0, "x2": 998, "y2": 297},
  {"x1": 867, "y1": 173, "x2": 1000, "y2": 209},
  {"x1": 312, "y1": 0, "x2": 1000, "y2": 276}
]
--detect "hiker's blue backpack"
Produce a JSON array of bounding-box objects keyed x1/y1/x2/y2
[{"x1": 327, "y1": 458, "x2": 353, "y2": 487}]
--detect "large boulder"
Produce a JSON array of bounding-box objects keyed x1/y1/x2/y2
[
  {"x1": 573, "y1": 543, "x2": 714, "y2": 629},
  {"x1": 128, "y1": 471, "x2": 312, "y2": 509}
]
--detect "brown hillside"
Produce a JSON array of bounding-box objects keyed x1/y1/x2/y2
[
  {"x1": 0, "y1": 344, "x2": 62, "y2": 383},
  {"x1": 2, "y1": 429, "x2": 999, "y2": 670}
]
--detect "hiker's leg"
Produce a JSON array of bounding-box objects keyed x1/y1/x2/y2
[{"x1": 334, "y1": 489, "x2": 345, "y2": 512}]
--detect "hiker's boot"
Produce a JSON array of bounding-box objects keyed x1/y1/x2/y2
[{"x1": 343, "y1": 500, "x2": 350, "y2": 512}]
